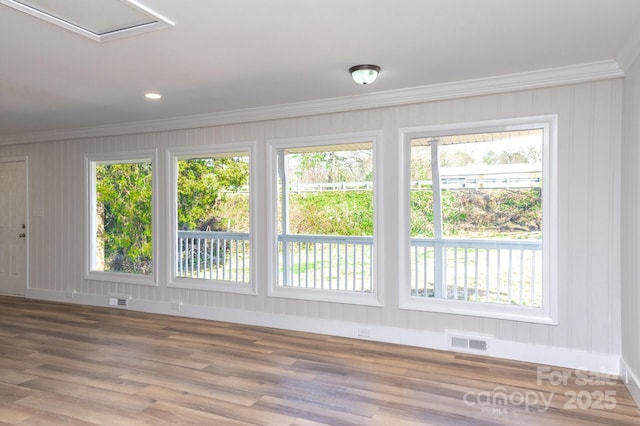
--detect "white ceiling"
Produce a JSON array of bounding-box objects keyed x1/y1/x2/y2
[{"x1": 1, "y1": 0, "x2": 640, "y2": 143}]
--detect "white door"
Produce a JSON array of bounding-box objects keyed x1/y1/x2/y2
[{"x1": 0, "y1": 160, "x2": 27, "y2": 296}]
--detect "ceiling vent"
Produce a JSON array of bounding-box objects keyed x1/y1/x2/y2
[{"x1": 0, "y1": 0, "x2": 174, "y2": 42}]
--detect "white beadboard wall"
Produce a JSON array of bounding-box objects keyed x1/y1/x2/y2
[
  {"x1": 621, "y1": 53, "x2": 640, "y2": 402},
  {"x1": 0, "y1": 79, "x2": 623, "y2": 372}
]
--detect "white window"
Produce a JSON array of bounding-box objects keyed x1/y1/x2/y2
[
  {"x1": 399, "y1": 116, "x2": 557, "y2": 323},
  {"x1": 267, "y1": 132, "x2": 382, "y2": 306},
  {"x1": 86, "y1": 150, "x2": 157, "y2": 286},
  {"x1": 167, "y1": 143, "x2": 255, "y2": 294}
]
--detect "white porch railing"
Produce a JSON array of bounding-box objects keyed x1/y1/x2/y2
[
  {"x1": 177, "y1": 231, "x2": 249, "y2": 282},
  {"x1": 176, "y1": 231, "x2": 542, "y2": 306},
  {"x1": 410, "y1": 238, "x2": 542, "y2": 307},
  {"x1": 278, "y1": 234, "x2": 374, "y2": 292}
]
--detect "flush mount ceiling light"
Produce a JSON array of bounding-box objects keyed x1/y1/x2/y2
[
  {"x1": 349, "y1": 64, "x2": 381, "y2": 85},
  {"x1": 144, "y1": 92, "x2": 162, "y2": 100},
  {"x1": 0, "y1": 0, "x2": 174, "y2": 42}
]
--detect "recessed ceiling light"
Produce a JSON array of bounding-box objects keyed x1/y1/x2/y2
[{"x1": 145, "y1": 92, "x2": 162, "y2": 100}]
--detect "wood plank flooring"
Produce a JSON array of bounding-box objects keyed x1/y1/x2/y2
[{"x1": 0, "y1": 296, "x2": 638, "y2": 425}]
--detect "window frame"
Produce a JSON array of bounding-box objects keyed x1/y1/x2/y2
[
  {"x1": 166, "y1": 143, "x2": 256, "y2": 294},
  {"x1": 267, "y1": 131, "x2": 383, "y2": 306},
  {"x1": 398, "y1": 116, "x2": 558, "y2": 324},
  {"x1": 85, "y1": 150, "x2": 158, "y2": 286}
]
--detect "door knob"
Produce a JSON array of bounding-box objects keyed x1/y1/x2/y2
[{"x1": 18, "y1": 233, "x2": 26, "y2": 238}]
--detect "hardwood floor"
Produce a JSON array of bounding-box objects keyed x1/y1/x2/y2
[{"x1": 0, "y1": 296, "x2": 638, "y2": 425}]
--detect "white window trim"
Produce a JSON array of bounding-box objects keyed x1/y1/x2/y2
[
  {"x1": 85, "y1": 150, "x2": 158, "y2": 286},
  {"x1": 266, "y1": 131, "x2": 384, "y2": 307},
  {"x1": 166, "y1": 143, "x2": 256, "y2": 295},
  {"x1": 398, "y1": 116, "x2": 558, "y2": 324}
]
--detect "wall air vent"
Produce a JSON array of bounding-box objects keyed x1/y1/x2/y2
[
  {"x1": 468, "y1": 338, "x2": 489, "y2": 352},
  {"x1": 0, "y1": 0, "x2": 174, "y2": 42},
  {"x1": 447, "y1": 332, "x2": 491, "y2": 354},
  {"x1": 451, "y1": 336, "x2": 469, "y2": 349}
]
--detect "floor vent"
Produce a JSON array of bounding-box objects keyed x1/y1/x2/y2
[{"x1": 448, "y1": 333, "x2": 490, "y2": 354}]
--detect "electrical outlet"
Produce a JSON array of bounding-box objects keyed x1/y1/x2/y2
[
  {"x1": 108, "y1": 296, "x2": 128, "y2": 308},
  {"x1": 357, "y1": 328, "x2": 371, "y2": 338},
  {"x1": 620, "y1": 364, "x2": 630, "y2": 385},
  {"x1": 170, "y1": 300, "x2": 182, "y2": 311}
]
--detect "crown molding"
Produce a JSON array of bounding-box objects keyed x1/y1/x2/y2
[{"x1": 0, "y1": 60, "x2": 623, "y2": 146}]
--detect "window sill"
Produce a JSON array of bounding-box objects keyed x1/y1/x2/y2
[
  {"x1": 168, "y1": 277, "x2": 256, "y2": 295},
  {"x1": 269, "y1": 286, "x2": 383, "y2": 307},
  {"x1": 85, "y1": 271, "x2": 157, "y2": 286},
  {"x1": 399, "y1": 296, "x2": 557, "y2": 325}
]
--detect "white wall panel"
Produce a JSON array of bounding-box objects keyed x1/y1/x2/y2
[
  {"x1": 568, "y1": 85, "x2": 595, "y2": 352},
  {"x1": 622, "y1": 56, "x2": 640, "y2": 378},
  {"x1": 0, "y1": 78, "x2": 623, "y2": 365}
]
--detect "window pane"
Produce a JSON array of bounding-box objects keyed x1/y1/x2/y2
[
  {"x1": 94, "y1": 161, "x2": 152, "y2": 275},
  {"x1": 409, "y1": 129, "x2": 543, "y2": 307},
  {"x1": 175, "y1": 154, "x2": 250, "y2": 282},
  {"x1": 438, "y1": 131, "x2": 542, "y2": 239},
  {"x1": 278, "y1": 143, "x2": 374, "y2": 292},
  {"x1": 410, "y1": 143, "x2": 434, "y2": 237},
  {"x1": 285, "y1": 148, "x2": 373, "y2": 236}
]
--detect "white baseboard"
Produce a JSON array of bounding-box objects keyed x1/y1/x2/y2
[
  {"x1": 25, "y1": 288, "x2": 620, "y2": 374},
  {"x1": 620, "y1": 357, "x2": 640, "y2": 408}
]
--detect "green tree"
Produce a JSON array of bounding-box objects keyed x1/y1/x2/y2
[
  {"x1": 292, "y1": 152, "x2": 329, "y2": 183},
  {"x1": 96, "y1": 162, "x2": 153, "y2": 274},
  {"x1": 177, "y1": 157, "x2": 249, "y2": 230},
  {"x1": 440, "y1": 149, "x2": 476, "y2": 167},
  {"x1": 410, "y1": 146, "x2": 432, "y2": 180},
  {"x1": 290, "y1": 149, "x2": 372, "y2": 184},
  {"x1": 95, "y1": 155, "x2": 249, "y2": 274},
  {"x1": 483, "y1": 150, "x2": 532, "y2": 165}
]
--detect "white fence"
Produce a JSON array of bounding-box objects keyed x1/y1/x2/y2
[{"x1": 224, "y1": 172, "x2": 541, "y2": 195}]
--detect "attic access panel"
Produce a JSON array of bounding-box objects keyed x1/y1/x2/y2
[{"x1": 1, "y1": 0, "x2": 174, "y2": 42}]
